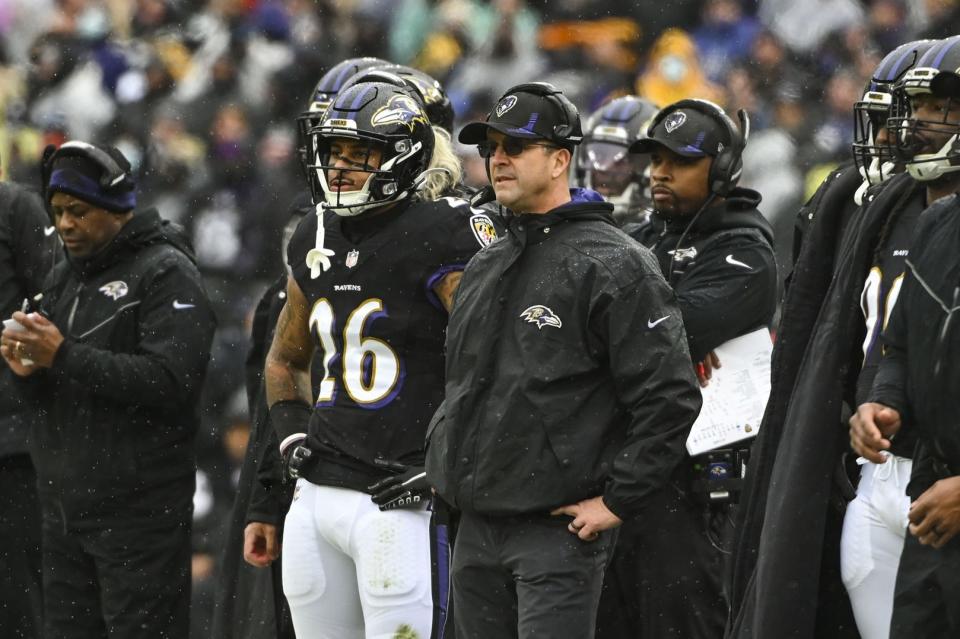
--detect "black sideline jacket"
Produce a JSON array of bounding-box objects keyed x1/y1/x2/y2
[
  {"x1": 633, "y1": 187, "x2": 777, "y2": 362},
  {"x1": 427, "y1": 189, "x2": 702, "y2": 520},
  {"x1": 0, "y1": 182, "x2": 58, "y2": 456},
  {"x1": 22, "y1": 209, "x2": 216, "y2": 528}
]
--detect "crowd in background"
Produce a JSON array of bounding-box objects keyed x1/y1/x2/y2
[{"x1": 1, "y1": 0, "x2": 959, "y2": 634}]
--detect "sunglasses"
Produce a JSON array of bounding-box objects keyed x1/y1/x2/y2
[{"x1": 477, "y1": 139, "x2": 560, "y2": 158}]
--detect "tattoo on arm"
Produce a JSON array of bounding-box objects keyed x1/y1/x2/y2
[
  {"x1": 433, "y1": 271, "x2": 464, "y2": 314},
  {"x1": 265, "y1": 276, "x2": 315, "y2": 406}
]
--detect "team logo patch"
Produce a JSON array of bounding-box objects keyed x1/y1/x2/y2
[
  {"x1": 496, "y1": 95, "x2": 518, "y2": 118},
  {"x1": 668, "y1": 246, "x2": 698, "y2": 261},
  {"x1": 99, "y1": 281, "x2": 128, "y2": 300},
  {"x1": 469, "y1": 214, "x2": 498, "y2": 247},
  {"x1": 520, "y1": 305, "x2": 562, "y2": 330},
  {"x1": 345, "y1": 249, "x2": 360, "y2": 268},
  {"x1": 371, "y1": 95, "x2": 429, "y2": 131},
  {"x1": 664, "y1": 111, "x2": 687, "y2": 133}
]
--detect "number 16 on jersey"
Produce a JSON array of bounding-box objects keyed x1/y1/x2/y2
[{"x1": 309, "y1": 298, "x2": 403, "y2": 408}]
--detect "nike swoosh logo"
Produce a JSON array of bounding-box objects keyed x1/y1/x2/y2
[
  {"x1": 648, "y1": 315, "x2": 671, "y2": 328},
  {"x1": 172, "y1": 301, "x2": 195, "y2": 310},
  {"x1": 44, "y1": 226, "x2": 56, "y2": 236},
  {"x1": 725, "y1": 255, "x2": 752, "y2": 269}
]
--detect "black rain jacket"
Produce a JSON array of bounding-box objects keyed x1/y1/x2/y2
[
  {"x1": 727, "y1": 172, "x2": 921, "y2": 639},
  {"x1": 0, "y1": 181, "x2": 59, "y2": 456},
  {"x1": 426, "y1": 190, "x2": 702, "y2": 520},
  {"x1": 871, "y1": 193, "x2": 960, "y2": 474},
  {"x1": 633, "y1": 187, "x2": 777, "y2": 362},
  {"x1": 22, "y1": 209, "x2": 216, "y2": 528}
]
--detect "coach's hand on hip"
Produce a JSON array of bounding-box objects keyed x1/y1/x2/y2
[{"x1": 552, "y1": 496, "x2": 622, "y2": 541}]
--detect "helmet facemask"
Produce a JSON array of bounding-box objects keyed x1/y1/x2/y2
[
  {"x1": 580, "y1": 140, "x2": 651, "y2": 215},
  {"x1": 306, "y1": 83, "x2": 434, "y2": 217},
  {"x1": 853, "y1": 89, "x2": 898, "y2": 187},
  {"x1": 889, "y1": 78, "x2": 960, "y2": 182}
]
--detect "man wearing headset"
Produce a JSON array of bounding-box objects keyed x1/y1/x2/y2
[
  {"x1": 0, "y1": 141, "x2": 216, "y2": 638},
  {"x1": 427, "y1": 82, "x2": 702, "y2": 637},
  {"x1": 616, "y1": 99, "x2": 777, "y2": 639}
]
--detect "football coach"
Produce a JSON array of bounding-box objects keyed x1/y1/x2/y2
[
  {"x1": 426, "y1": 82, "x2": 703, "y2": 638},
  {"x1": 0, "y1": 141, "x2": 216, "y2": 638}
]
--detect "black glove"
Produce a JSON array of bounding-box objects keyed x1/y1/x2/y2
[
  {"x1": 269, "y1": 401, "x2": 313, "y2": 482},
  {"x1": 368, "y1": 459, "x2": 431, "y2": 511},
  {"x1": 282, "y1": 441, "x2": 314, "y2": 482}
]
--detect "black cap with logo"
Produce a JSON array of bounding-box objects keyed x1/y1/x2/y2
[
  {"x1": 630, "y1": 106, "x2": 730, "y2": 158},
  {"x1": 459, "y1": 82, "x2": 583, "y2": 149}
]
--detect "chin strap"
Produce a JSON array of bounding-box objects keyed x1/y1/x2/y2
[
  {"x1": 305, "y1": 202, "x2": 336, "y2": 278},
  {"x1": 855, "y1": 157, "x2": 897, "y2": 205}
]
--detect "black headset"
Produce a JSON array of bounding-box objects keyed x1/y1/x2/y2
[
  {"x1": 647, "y1": 99, "x2": 750, "y2": 196},
  {"x1": 497, "y1": 82, "x2": 583, "y2": 145},
  {"x1": 41, "y1": 141, "x2": 133, "y2": 194}
]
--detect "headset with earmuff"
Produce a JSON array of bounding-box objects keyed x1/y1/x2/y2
[
  {"x1": 647, "y1": 99, "x2": 750, "y2": 197},
  {"x1": 471, "y1": 83, "x2": 583, "y2": 210},
  {"x1": 496, "y1": 82, "x2": 583, "y2": 145},
  {"x1": 41, "y1": 141, "x2": 133, "y2": 195}
]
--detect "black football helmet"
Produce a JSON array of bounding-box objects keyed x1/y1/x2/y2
[
  {"x1": 339, "y1": 64, "x2": 454, "y2": 133},
  {"x1": 888, "y1": 35, "x2": 960, "y2": 181},
  {"x1": 307, "y1": 81, "x2": 435, "y2": 216},
  {"x1": 853, "y1": 39, "x2": 936, "y2": 188},
  {"x1": 576, "y1": 95, "x2": 659, "y2": 217},
  {"x1": 295, "y1": 57, "x2": 388, "y2": 172}
]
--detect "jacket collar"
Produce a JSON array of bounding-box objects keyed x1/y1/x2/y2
[{"x1": 506, "y1": 188, "x2": 615, "y2": 245}]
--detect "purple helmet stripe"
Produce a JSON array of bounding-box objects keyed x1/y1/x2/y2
[{"x1": 932, "y1": 36, "x2": 960, "y2": 68}]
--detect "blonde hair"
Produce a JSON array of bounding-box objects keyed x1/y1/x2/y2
[{"x1": 419, "y1": 126, "x2": 463, "y2": 202}]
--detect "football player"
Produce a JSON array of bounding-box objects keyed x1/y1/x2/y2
[
  {"x1": 839, "y1": 38, "x2": 939, "y2": 639},
  {"x1": 726, "y1": 38, "x2": 945, "y2": 639},
  {"x1": 575, "y1": 95, "x2": 659, "y2": 232},
  {"x1": 216, "y1": 57, "x2": 385, "y2": 639},
  {"x1": 262, "y1": 79, "x2": 497, "y2": 639},
  {"x1": 850, "y1": 34, "x2": 960, "y2": 638}
]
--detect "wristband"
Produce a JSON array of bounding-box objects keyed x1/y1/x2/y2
[{"x1": 269, "y1": 400, "x2": 312, "y2": 450}]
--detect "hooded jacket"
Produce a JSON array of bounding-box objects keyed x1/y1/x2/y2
[
  {"x1": 0, "y1": 181, "x2": 59, "y2": 456},
  {"x1": 426, "y1": 189, "x2": 702, "y2": 519},
  {"x1": 633, "y1": 187, "x2": 777, "y2": 362},
  {"x1": 23, "y1": 209, "x2": 216, "y2": 528}
]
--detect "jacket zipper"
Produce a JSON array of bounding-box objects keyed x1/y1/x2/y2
[{"x1": 66, "y1": 283, "x2": 83, "y2": 333}]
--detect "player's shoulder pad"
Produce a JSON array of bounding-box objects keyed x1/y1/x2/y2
[{"x1": 424, "y1": 196, "x2": 501, "y2": 249}]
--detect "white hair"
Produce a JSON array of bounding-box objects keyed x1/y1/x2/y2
[{"x1": 418, "y1": 126, "x2": 463, "y2": 202}]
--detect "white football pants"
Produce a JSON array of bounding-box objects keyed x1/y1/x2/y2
[
  {"x1": 282, "y1": 481, "x2": 441, "y2": 639},
  {"x1": 840, "y1": 453, "x2": 913, "y2": 639}
]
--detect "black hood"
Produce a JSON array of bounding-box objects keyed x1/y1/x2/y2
[
  {"x1": 659, "y1": 187, "x2": 773, "y2": 245},
  {"x1": 67, "y1": 208, "x2": 197, "y2": 279}
]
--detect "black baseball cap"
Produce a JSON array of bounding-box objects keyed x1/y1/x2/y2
[
  {"x1": 459, "y1": 85, "x2": 582, "y2": 148},
  {"x1": 630, "y1": 105, "x2": 729, "y2": 158}
]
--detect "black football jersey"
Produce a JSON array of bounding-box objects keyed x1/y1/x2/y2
[
  {"x1": 287, "y1": 196, "x2": 498, "y2": 491},
  {"x1": 856, "y1": 192, "x2": 925, "y2": 406}
]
